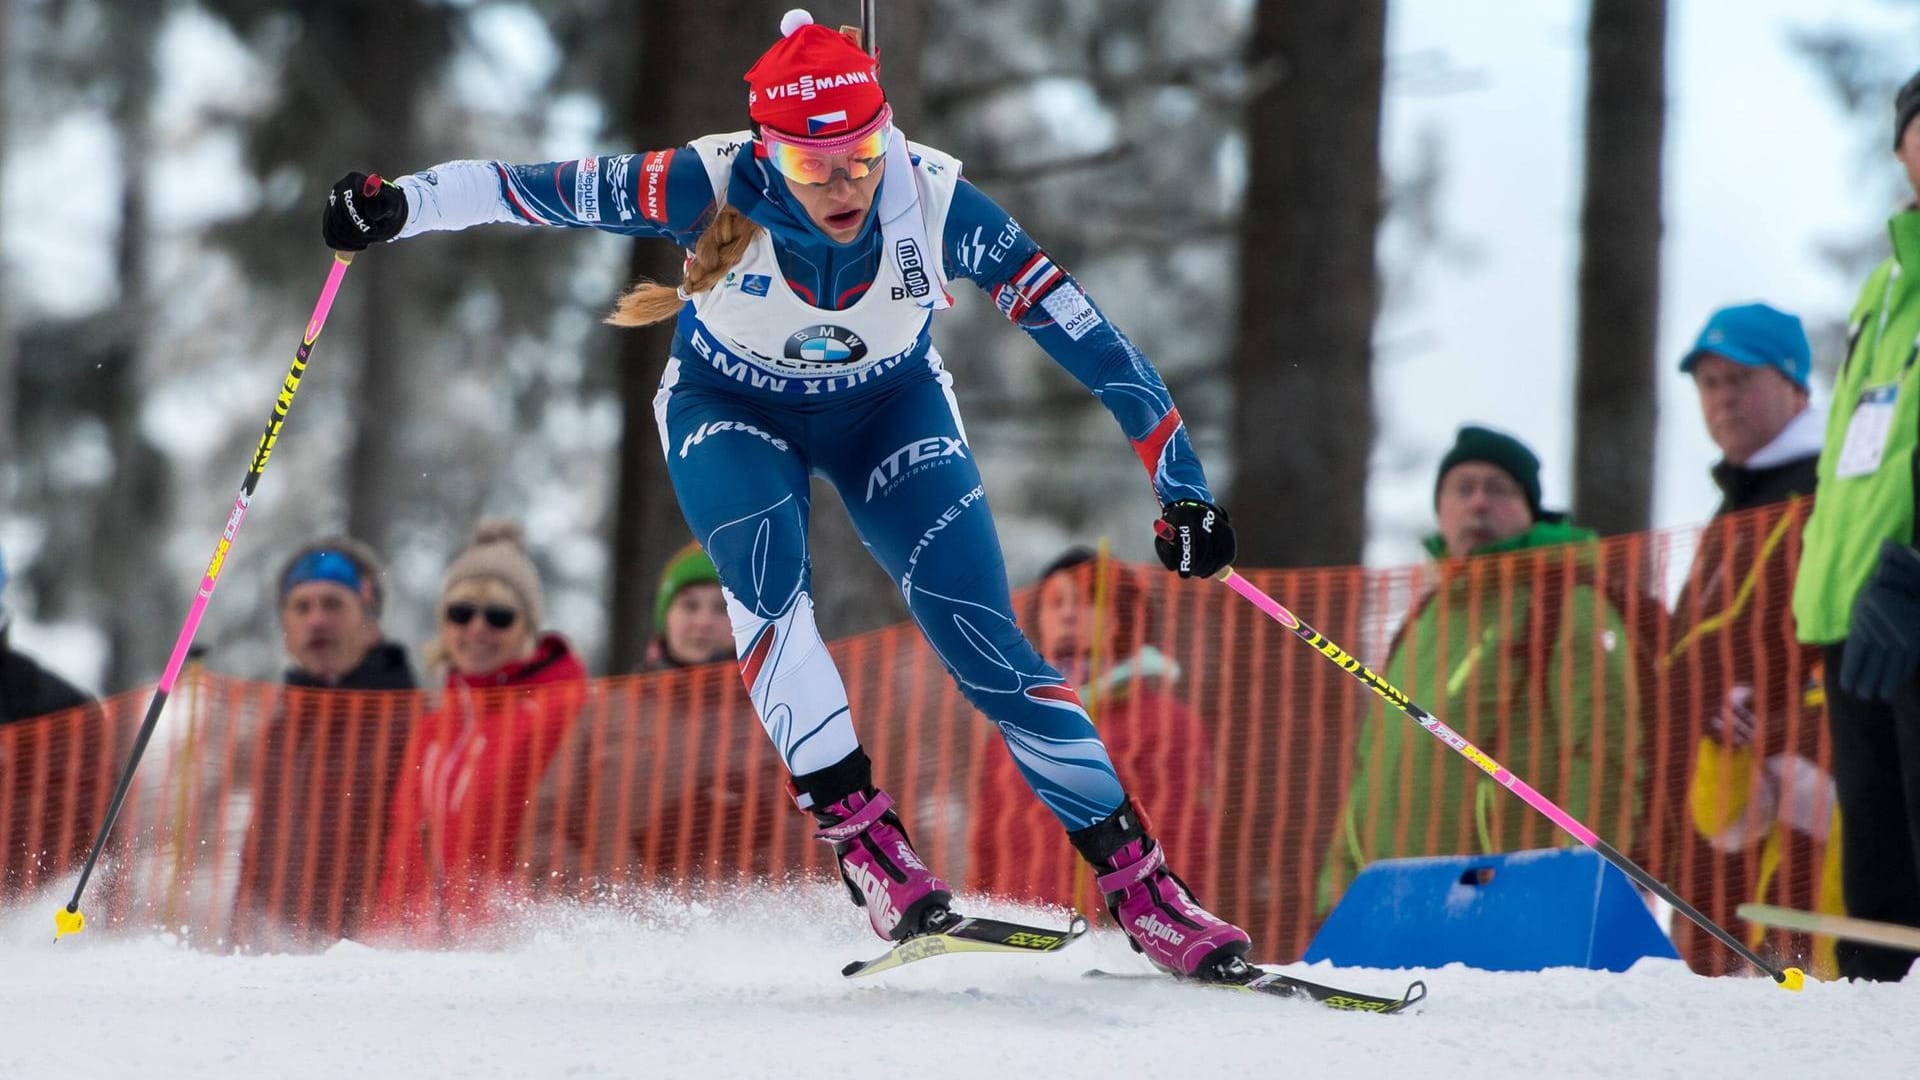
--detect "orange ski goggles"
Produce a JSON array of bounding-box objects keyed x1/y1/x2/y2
[{"x1": 759, "y1": 106, "x2": 892, "y2": 186}]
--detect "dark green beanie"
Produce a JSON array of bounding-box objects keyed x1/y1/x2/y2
[
  {"x1": 1897, "y1": 67, "x2": 1920, "y2": 150},
  {"x1": 1434, "y1": 425, "x2": 1543, "y2": 519},
  {"x1": 654, "y1": 542, "x2": 721, "y2": 631}
]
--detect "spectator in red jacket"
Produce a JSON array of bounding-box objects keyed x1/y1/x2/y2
[
  {"x1": 968, "y1": 549, "x2": 1216, "y2": 906},
  {"x1": 377, "y1": 521, "x2": 587, "y2": 944}
]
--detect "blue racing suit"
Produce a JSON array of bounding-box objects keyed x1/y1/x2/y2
[{"x1": 390, "y1": 132, "x2": 1213, "y2": 832}]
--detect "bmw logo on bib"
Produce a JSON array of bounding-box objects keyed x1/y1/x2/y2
[{"x1": 786, "y1": 325, "x2": 868, "y2": 365}]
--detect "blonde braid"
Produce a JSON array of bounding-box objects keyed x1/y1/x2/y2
[{"x1": 606, "y1": 204, "x2": 761, "y2": 328}]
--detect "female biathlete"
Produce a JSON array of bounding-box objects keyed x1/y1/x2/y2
[{"x1": 321, "y1": 10, "x2": 1248, "y2": 979}]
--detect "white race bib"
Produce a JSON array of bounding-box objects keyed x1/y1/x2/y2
[{"x1": 1835, "y1": 382, "x2": 1900, "y2": 479}]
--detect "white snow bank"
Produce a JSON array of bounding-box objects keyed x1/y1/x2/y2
[{"x1": 1, "y1": 885, "x2": 1914, "y2": 1079}]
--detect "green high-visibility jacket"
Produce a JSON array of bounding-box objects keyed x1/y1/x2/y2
[{"x1": 1794, "y1": 208, "x2": 1920, "y2": 644}]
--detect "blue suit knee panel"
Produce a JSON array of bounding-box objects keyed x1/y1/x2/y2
[
  {"x1": 700, "y1": 502, "x2": 810, "y2": 620},
  {"x1": 894, "y1": 532, "x2": 1126, "y2": 829}
]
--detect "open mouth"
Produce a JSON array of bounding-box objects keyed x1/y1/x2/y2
[{"x1": 825, "y1": 208, "x2": 863, "y2": 229}]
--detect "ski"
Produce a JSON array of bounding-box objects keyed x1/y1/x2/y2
[
  {"x1": 1738, "y1": 902, "x2": 1920, "y2": 952},
  {"x1": 842, "y1": 912, "x2": 1090, "y2": 978},
  {"x1": 1084, "y1": 961, "x2": 1426, "y2": 1014}
]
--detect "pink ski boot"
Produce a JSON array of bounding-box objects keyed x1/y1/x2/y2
[
  {"x1": 1073, "y1": 801, "x2": 1251, "y2": 977},
  {"x1": 811, "y1": 787, "x2": 953, "y2": 941}
]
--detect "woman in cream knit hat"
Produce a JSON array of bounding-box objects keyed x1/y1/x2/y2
[{"x1": 377, "y1": 520, "x2": 587, "y2": 942}]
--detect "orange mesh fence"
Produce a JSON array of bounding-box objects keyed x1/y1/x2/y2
[{"x1": 0, "y1": 501, "x2": 1836, "y2": 974}]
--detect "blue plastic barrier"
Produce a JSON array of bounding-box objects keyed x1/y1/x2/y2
[{"x1": 1305, "y1": 847, "x2": 1680, "y2": 972}]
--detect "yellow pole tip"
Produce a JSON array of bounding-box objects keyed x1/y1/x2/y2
[
  {"x1": 1778, "y1": 967, "x2": 1805, "y2": 992},
  {"x1": 53, "y1": 907, "x2": 85, "y2": 940}
]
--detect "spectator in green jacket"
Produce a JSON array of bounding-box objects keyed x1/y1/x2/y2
[
  {"x1": 1317, "y1": 426, "x2": 1643, "y2": 913},
  {"x1": 1789, "y1": 70, "x2": 1920, "y2": 982}
]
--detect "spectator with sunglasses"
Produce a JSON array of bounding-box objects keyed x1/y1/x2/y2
[
  {"x1": 376, "y1": 520, "x2": 586, "y2": 943},
  {"x1": 233, "y1": 536, "x2": 415, "y2": 947},
  {"x1": 324, "y1": 11, "x2": 1250, "y2": 977}
]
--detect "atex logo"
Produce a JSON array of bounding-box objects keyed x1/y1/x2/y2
[{"x1": 866, "y1": 436, "x2": 966, "y2": 501}]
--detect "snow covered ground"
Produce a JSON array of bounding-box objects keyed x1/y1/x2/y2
[{"x1": 3, "y1": 885, "x2": 1915, "y2": 1080}]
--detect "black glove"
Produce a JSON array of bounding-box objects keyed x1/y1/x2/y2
[
  {"x1": 1840, "y1": 540, "x2": 1920, "y2": 702},
  {"x1": 321, "y1": 172, "x2": 406, "y2": 251},
  {"x1": 1154, "y1": 499, "x2": 1236, "y2": 579}
]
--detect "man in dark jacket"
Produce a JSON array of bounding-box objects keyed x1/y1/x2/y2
[
  {"x1": 0, "y1": 546, "x2": 92, "y2": 725},
  {"x1": 1667, "y1": 302, "x2": 1838, "y2": 975},
  {"x1": 0, "y1": 624, "x2": 91, "y2": 725},
  {"x1": 0, "y1": 545, "x2": 110, "y2": 899},
  {"x1": 232, "y1": 536, "x2": 416, "y2": 947}
]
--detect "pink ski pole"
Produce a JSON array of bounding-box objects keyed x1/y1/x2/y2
[
  {"x1": 1206, "y1": 561, "x2": 1803, "y2": 989},
  {"x1": 54, "y1": 247, "x2": 359, "y2": 940}
]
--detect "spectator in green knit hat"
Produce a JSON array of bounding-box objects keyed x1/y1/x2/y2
[
  {"x1": 644, "y1": 541, "x2": 734, "y2": 670},
  {"x1": 1431, "y1": 424, "x2": 1563, "y2": 557}
]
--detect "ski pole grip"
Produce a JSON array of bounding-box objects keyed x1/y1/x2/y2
[{"x1": 362, "y1": 173, "x2": 384, "y2": 198}]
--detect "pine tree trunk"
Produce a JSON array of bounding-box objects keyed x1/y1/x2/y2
[
  {"x1": 607, "y1": 0, "x2": 771, "y2": 671},
  {"x1": 1227, "y1": 0, "x2": 1385, "y2": 569},
  {"x1": 0, "y1": 0, "x2": 14, "y2": 477},
  {"x1": 96, "y1": 0, "x2": 170, "y2": 694},
  {"x1": 1572, "y1": 0, "x2": 1666, "y2": 536},
  {"x1": 343, "y1": 3, "x2": 430, "y2": 552}
]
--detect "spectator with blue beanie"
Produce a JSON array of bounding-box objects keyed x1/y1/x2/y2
[
  {"x1": 275, "y1": 536, "x2": 415, "y2": 690},
  {"x1": 232, "y1": 535, "x2": 415, "y2": 947},
  {"x1": 1669, "y1": 301, "x2": 1839, "y2": 975},
  {"x1": 1680, "y1": 302, "x2": 1819, "y2": 497}
]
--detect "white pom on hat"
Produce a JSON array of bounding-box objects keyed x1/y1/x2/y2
[{"x1": 780, "y1": 9, "x2": 813, "y2": 36}]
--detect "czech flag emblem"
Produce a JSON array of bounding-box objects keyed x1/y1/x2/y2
[{"x1": 806, "y1": 110, "x2": 849, "y2": 135}]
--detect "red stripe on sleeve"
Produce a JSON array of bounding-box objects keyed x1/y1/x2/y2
[
  {"x1": 494, "y1": 164, "x2": 544, "y2": 224},
  {"x1": 1130, "y1": 408, "x2": 1183, "y2": 477}
]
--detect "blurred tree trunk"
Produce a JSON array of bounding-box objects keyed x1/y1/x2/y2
[
  {"x1": 1227, "y1": 0, "x2": 1385, "y2": 568},
  {"x1": 1572, "y1": 0, "x2": 1666, "y2": 535},
  {"x1": 343, "y1": 3, "x2": 434, "y2": 552},
  {"x1": 93, "y1": 0, "x2": 171, "y2": 693},
  {"x1": 0, "y1": 0, "x2": 14, "y2": 477},
  {"x1": 606, "y1": 0, "x2": 766, "y2": 672}
]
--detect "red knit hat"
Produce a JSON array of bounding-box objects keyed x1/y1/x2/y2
[{"x1": 744, "y1": 9, "x2": 885, "y2": 140}]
